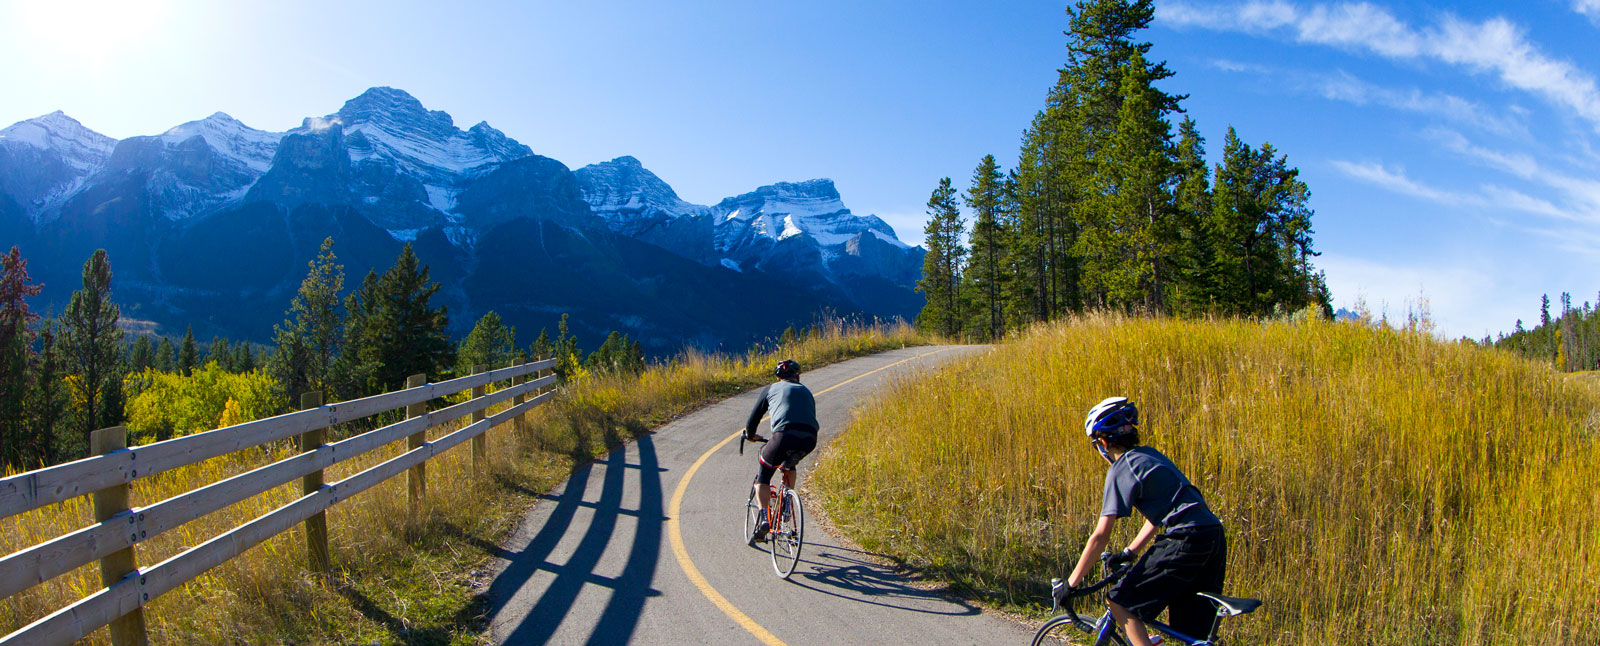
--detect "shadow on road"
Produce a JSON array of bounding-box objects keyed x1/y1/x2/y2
[
  {"x1": 487, "y1": 434, "x2": 666, "y2": 645},
  {"x1": 788, "y1": 542, "x2": 980, "y2": 616}
]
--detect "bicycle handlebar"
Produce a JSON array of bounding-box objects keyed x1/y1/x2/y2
[
  {"x1": 737, "y1": 432, "x2": 769, "y2": 455},
  {"x1": 1051, "y1": 552, "x2": 1135, "y2": 630}
]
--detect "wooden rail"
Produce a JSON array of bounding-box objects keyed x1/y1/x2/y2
[{"x1": 0, "y1": 358, "x2": 557, "y2": 646}]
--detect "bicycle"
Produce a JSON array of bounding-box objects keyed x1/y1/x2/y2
[
  {"x1": 1032, "y1": 551, "x2": 1262, "y2": 646},
  {"x1": 739, "y1": 434, "x2": 805, "y2": 578}
]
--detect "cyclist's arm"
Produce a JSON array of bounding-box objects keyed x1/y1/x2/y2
[
  {"x1": 1067, "y1": 514, "x2": 1117, "y2": 587},
  {"x1": 1126, "y1": 519, "x2": 1158, "y2": 555},
  {"x1": 744, "y1": 386, "x2": 771, "y2": 437}
]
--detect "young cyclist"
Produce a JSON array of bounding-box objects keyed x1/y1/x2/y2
[
  {"x1": 744, "y1": 359, "x2": 818, "y2": 542},
  {"x1": 1064, "y1": 397, "x2": 1227, "y2": 646}
]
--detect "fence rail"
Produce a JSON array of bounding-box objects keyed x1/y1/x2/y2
[{"x1": 0, "y1": 357, "x2": 557, "y2": 646}]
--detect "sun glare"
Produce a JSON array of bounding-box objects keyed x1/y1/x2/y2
[{"x1": 12, "y1": 0, "x2": 167, "y2": 71}]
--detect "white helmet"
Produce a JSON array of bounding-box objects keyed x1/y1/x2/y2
[{"x1": 1084, "y1": 397, "x2": 1139, "y2": 438}]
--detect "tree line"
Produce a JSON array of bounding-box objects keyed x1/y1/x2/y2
[
  {"x1": 915, "y1": 0, "x2": 1331, "y2": 340},
  {"x1": 0, "y1": 240, "x2": 645, "y2": 470},
  {"x1": 1490, "y1": 292, "x2": 1600, "y2": 372}
]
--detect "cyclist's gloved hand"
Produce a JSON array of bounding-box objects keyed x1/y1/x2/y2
[
  {"x1": 744, "y1": 431, "x2": 764, "y2": 442},
  {"x1": 1107, "y1": 548, "x2": 1137, "y2": 570},
  {"x1": 1050, "y1": 578, "x2": 1075, "y2": 607}
]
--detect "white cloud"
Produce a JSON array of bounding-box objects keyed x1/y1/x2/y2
[
  {"x1": 1310, "y1": 71, "x2": 1524, "y2": 135},
  {"x1": 1317, "y1": 252, "x2": 1517, "y2": 339},
  {"x1": 1328, "y1": 158, "x2": 1588, "y2": 222},
  {"x1": 1160, "y1": 2, "x2": 1600, "y2": 130},
  {"x1": 1425, "y1": 129, "x2": 1600, "y2": 221},
  {"x1": 1577, "y1": 0, "x2": 1600, "y2": 21}
]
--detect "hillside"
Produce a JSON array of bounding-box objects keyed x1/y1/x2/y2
[{"x1": 811, "y1": 315, "x2": 1599, "y2": 645}]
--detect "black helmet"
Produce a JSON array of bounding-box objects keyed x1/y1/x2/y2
[{"x1": 774, "y1": 359, "x2": 801, "y2": 380}]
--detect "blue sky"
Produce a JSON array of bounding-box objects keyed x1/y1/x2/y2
[{"x1": 2, "y1": 1, "x2": 1596, "y2": 339}]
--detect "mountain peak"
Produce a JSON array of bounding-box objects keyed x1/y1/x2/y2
[
  {"x1": 0, "y1": 110, "x2": 117, "y2": 160},
  {"x1": 336, "y1": 86, "x2": 454, "y2": 131}
]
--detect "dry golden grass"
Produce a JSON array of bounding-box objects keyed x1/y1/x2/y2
[
  {"x1": 811, "y1": 314, "x2": 1600, "y2": 645},
  {"x1": 2, "y1": 319, "x2": 926, "y2": 645}
]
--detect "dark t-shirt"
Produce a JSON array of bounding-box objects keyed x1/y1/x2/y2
[
  {"x1": 1101, "y1": 446, "x2": 1221, "y2": 530},
  {"x1": 745, "y1": 380, "x2": 818, "y2": 436}
]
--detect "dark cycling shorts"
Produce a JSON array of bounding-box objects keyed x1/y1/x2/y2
[
  {"x1": 757, "y1": 425, "x2": 817, "y2": 484},
  {"x1": 1107, "y1": 525, "x2": 1227, "y2": 639}
]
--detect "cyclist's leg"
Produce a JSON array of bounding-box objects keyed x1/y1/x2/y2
[
  {"x1": 1108, "y1": 602, "x2": 1156, "y2": 646},
  {"x1": 1167, "y1": 528, "x2": 1228, "y2": 639}
]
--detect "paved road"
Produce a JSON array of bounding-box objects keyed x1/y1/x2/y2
[{"x1": 484, "y1": 345, "x2": 1033, "y2": 645}]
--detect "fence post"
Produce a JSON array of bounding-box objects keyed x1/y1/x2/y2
[
  {"x1": 90, "y1": 425, "x2": 149, "y2": 646},
  {"x1": 511, "y1": 357, "x2": 526, "y2": 406},
  {"x1": 298, "y1": 392, "x2": 330, "y2": 574},
  {"x1": 406, "y1": 374, "x2": 428, "y2": 514},
  {"x1": 471, "y1": 364, "x2": 488, "y2": 477}
]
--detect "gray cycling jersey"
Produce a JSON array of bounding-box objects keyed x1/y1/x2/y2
[
  {"x1": 745, "y1": 380, "x2": 818, "y2": 436},
  {"x1": 1101, "y1": 446, "x2": 1221, "y2": 530}
]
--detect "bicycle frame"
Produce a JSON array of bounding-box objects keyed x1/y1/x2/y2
[{"x1": 1085, "y1": 611, "x2": 1208, "y2": 646}]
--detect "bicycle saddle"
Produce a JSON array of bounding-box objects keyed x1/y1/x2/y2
[{"x1": 1195, "y1": 592, "x2": 1263, "y2": 617}]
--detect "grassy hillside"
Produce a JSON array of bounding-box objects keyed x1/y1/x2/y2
[
  {"x1": 1, "y1": 319, "x2": 926, "y2": 645},
  {"x1": 811, "y1": 314, "x2": 1598, "y2": 645}
]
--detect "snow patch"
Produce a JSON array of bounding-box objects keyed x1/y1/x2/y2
[
  {"x1": 388, "y1": 228, "x2": 425, "y2": 242},
  {"x1": 779, "y1": 214, "x2": 803, "y2": 240},
  {"x1": 424, "y1": 184, "x2": 458, "y2": 214},
  {"x1": 720, "y1": 258, "x2": 742, "y2": 272}
]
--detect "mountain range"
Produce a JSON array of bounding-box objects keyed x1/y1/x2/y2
[{"x1": 0, "y1": 87, "x2": 925, "y2": 354}]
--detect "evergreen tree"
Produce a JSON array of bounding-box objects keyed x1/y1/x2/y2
[
  {"x1": 155, "y1": 336, "x2": 176, "y2": 373},
  {"x1": 0, "y1": 246, "x2": 43, "y2": 467},
  {"x1": 334, "y1": 270, "x2": 381, "y2": 399},
  {"x1": 234, "y1": 340, "x2": 256, "y2": 373},
  {"x1": 128, "y1": 336, "x2": 155, "y2": 373},
  {"x1": 528, "y1": 328, "x2": 554, "y2": 362},
  {"x1": 554, "y1": 313, "x2": 582, "y2": 382},
  {"x1": 457, "y1": 311, "x2": 517, "y2": 375},
  {"x1": 204, "y1": 336, "x2": 226, "y2": 370},
  {"x1": 60, "y1": 249, "x2": 123, "y2": 454},
  {"x1": 29, "y1": 322, "x2": 69, "y2": 465},
  {"x1": 271, "y1": 238, "x2": 344, "y2": 400},
  {"x1": 368, "y1": 245, "x2": 451, "y2": 391},
  {"x1": 586, "y1": 331, "x2": 625, "y2": 373},
  {"x1": 1170, "y1": 117, "x2": 1213, "y2": 313},
  {"x1": 178, "y1": 327, "x2": 198, "y2": 376},
  {"x1": 916, "y1": 177, "x2": 967, "y2": 337},
  {"x1": 964, "y1": 154, "x2": 1007, "y2": 340}
]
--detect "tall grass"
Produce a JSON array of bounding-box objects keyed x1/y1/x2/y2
[
  {"x1": 1, "y1": 319, "x2": 925, "y2": 645},
  {"x1": 811, "y1": 314, "x2": 1599, "y2": 645}
]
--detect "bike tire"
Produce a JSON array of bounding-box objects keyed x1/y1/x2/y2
[
  {"x1": 1031, "y1": 613, "x2": 1130, "y2": 646},
  {"x1": 769, "y1": 488, "x2": 804, "y2": 578},
  {"x1": 743, "y1": 484, "x2": 761, "y2": 546}
]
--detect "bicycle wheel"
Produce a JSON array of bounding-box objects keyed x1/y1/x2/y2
[
  {"x1": 743, "y1": 483, "x2": 761, "y2": 546},
  {"x1": 1030, "y1": 613, "x2": 1130, "y2": 646},
  {"x1": 769, "y1": 488, "x2": 804, "y2": 578}
]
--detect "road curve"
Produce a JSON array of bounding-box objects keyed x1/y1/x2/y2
[{"x1": 484, "y1": 345, "x2": 1032, "y2": 645}]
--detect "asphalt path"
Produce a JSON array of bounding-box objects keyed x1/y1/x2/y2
[{"x1": 484, "y1": 345, "x2": 1033, "y2": 645}]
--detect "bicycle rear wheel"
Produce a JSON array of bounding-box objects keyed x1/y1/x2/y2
[
  {"x1": 743, "y1": 483, "x2": 761, "y2": 545},
  {"x1": 769, "y1": 488, "x2": 804, "y2": 578}
]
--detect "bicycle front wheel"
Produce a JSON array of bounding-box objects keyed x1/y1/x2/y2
[
  {"x1": 769, "y1": 488, "x2": 804, "y2": 578},
  {"x1": 1031, "y1": 613, "x2": 1129, "y2": 646},
  {"x1": 743, "y1": 483, "x2": 761, "y2": 546}
]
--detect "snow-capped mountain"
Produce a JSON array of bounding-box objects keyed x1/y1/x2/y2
[
  {"x1": 0, "y1": 87, "x2": 924, "y2": 353},
  {"x1": 576, "y1": 158, "x2": 922, "y2": 289},
  {"x1": 0, "y1": 111, "x2": 116, "y2": 220}
]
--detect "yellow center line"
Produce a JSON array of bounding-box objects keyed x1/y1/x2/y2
[{"x1": 665, "y1": 347, "x2": 957, "y2": 646}]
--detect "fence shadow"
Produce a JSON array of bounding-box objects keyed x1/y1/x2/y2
[{"x1": 487, "y1": 434, "x2": 665, "y2": 644}]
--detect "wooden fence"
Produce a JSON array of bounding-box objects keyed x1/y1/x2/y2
[{"x1": 0, "y1": 357, "x2": 557, "y2": 646}]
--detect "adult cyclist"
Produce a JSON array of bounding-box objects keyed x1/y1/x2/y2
[
  {"x1": 1063, "y1": 397, "x2": 1228, "y2": 646},
  {"x1": 745, "y1": 359, "x2": 818, "y2": 542}
]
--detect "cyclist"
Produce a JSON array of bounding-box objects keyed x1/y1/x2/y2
[
  {"x1": 745, "y1": 358, "x2": 818, "y2": 542},
  {"x1": 1063, "y1": 397, "x2": 1227, "y2": 646}
]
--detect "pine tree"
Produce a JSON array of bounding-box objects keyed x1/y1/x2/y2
[
  {"x1": 528, "y1": 328, "x2": 554, "y2": 362},
  {"x1": 155, "y1": 336, "x2": 176, "y2": 373},
  {"x1": 128, "y1": 336, "x2": 155, "y2": 373},
  {"x1": 368, "y1": 245, "x2": 452, "y2": 391},
  {"x1": 29, "y1": 322, "x2": 69, "y2": 465},
  {"x1": 271, "y1": 238, "x2": 345, "y2": 400},
  {"x1": 334, "y1": 270, "x2": 381, "y2": 399},
  {"x1": 1170, "y1": 117, "x2": 1213, "y2": 313},
  {"x1": 178, "y1": 327, "x2": 198, "y2": 376},
  {"x1": 457, "y1": 311, "x2": 517, "y2": 375},
  {"x1": 234, "y1": 340, "x2": 256, "y2": 373},
  {"x1": 554, "y1": 313, "x2": 582, "y2": 382},
  {"x1": 0, "y1": 246, "x2": 43, "y2": 467},
  {"x1": 586, "y1": 331, "x2": 626, "y2": 373},
  {"x1": 60, "y1": 249, "x2": 123, "y2": 454},
  {"x1": 964, "y1": 154, "x2": 1007, "y2": 340},
  {"x1": 916, "y1": 177, "x2": 967, "y2": 337}
]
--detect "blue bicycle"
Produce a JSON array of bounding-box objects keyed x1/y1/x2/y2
[{"x1": 1032, "y1": 552, "x2": 1262, "y2": 646}]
